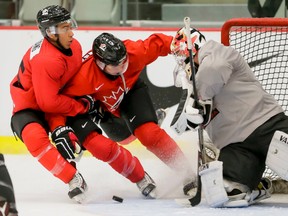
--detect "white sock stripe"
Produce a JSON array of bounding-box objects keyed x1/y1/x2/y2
[
  {"x1": 36, "y1": 144, "x2": 53, "y2": 161},
  {"x1": 50, "y1": 154, "x2": 67, "y2": 175},
  {"x1": 107, "y1": 145, "x2": 121, "y2": 164},
  {"x1": 119, "y1": 150, "x2": 136, "y2": 178},
  {"x1": 122, "y1": 157, "x2": 136, "y2": 178}
]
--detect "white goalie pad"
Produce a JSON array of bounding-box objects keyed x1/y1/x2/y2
[
  {"x1": 266, "y1": 130, "x2": 288, "y2": 180},
  {"x1": 199, "y1": 161, "x2": 228, "y2": 207}
]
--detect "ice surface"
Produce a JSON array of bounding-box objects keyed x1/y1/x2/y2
[
  {"x1": 4, "y1": 153, "x2": 288, "y2": 216},
  {"x1": 3, "y1": 104, "x2": 288, "y2": 215}
]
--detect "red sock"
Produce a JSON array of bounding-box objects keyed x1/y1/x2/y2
[
  {"x1": 83, "y1": 132, "x2": 145, "y2": 183},
  {"x1": 22, "y1": 123, "x2": 76, "y2": 183}
]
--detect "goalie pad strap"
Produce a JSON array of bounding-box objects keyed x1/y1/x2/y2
[{"x1": 266, "y1": 130, "x2": 288, "y2": 180}]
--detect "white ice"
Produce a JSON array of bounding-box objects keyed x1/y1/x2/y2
[
  {"x1": 4, "y1": 107, "x2": 288, "y2": 216},
  {"x1": 4, "y1": 150, "x2": 288, "y2": 216}
]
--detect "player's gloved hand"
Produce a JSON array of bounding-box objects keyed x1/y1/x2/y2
[
  {"x1": 89, "y1": 100, "x2": 105, "y2": 124},
  {"x1": 185, "y1": 96, "x2": 212, "y2": 130},
  {"x1": 51, "y1": 126, "x2": 82, "y2": 160},
  {"x1": 77, "y1": 95, "x2": 96, "y2": 114}
]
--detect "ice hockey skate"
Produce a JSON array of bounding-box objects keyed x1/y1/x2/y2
[
  {"x1": 136, "y1": 172, "x2": 157, "y2": 198},
  {"x1": 68, "y1": 172, "x2": 88, "y2": 203}
]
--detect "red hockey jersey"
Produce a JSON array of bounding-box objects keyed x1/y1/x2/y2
[
  {"x1": 10, "y1": 38, "x2": 85, "y2": 116},
  {"x1": 63, "y1": 33, "x2": 173, "y2": 117}
]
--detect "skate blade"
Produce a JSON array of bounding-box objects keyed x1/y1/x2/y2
[
  {"x1": 147, "y1": 189, "x2": 157, "y2": 199},
  {"x1": 72, "y1": 193, "x2": 86, "y2": 204}
]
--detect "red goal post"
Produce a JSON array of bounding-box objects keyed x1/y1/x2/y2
[{"x1": 221, "y1": 18, "x2": 288, "y2": 46}]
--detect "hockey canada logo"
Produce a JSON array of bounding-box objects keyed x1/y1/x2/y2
[
  {"x1": 102, "y1": 86, "x2": 129, "y2": 112},
  {"x1": 99, "y1": 43, "x2": 106, "y2": 51}
]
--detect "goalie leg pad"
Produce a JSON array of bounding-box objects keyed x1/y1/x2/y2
[
  {"x1": 199, "y1": 161, "x2": 228, "y2": 207},
  {"x1": 266, "y1": 130, "x2": 288, "y2": 180}
]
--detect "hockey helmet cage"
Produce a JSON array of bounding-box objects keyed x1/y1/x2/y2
[
  {"x1": 92, "y1": 33, "x2": 127, "y2": 69},
  {"x1": 36, "y1": 5, "x2": 77, "y2": 37},
  {"x1": 171, "y1": 26, "x2": 206, "y2": 59}
]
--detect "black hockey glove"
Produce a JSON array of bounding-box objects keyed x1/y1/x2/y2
[
  {"x1": 88, "y1": 100, "x2": 106, "y2": 124},
  {"x1": 77, "y1": 95, "x2": 105, "y2": 123},
  {"x1": 77, "y1": 95, "x2": 96, "y2": 114},
  {"x1": 51, "y1": 126, "x2": 82, "y2": 160}
]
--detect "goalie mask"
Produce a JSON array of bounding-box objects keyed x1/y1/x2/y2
[
  {"x1": 36, "y1": 5, "x2": 77, "y2": 37},
  {"x1": 92, "y1": 33, "x2": 129, "y2": 77},
  {"x1": 171, "y1": 27, "x2": 206, "y2": 67}
]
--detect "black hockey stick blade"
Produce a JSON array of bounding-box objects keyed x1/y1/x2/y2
[{"x1": 188, "y1": 174, "x2": 202, "y2": 206}]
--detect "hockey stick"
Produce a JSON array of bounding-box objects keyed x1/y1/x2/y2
[{"x1": 183, "y1": 16, "x2": 206, "y2": 207}]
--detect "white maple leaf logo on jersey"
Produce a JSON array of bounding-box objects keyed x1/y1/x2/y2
[{"x1": 102, "y1": 86, "x2": 129, "y2": 112}]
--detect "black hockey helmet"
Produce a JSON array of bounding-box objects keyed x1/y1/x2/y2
[
  {"x1": 36, "y1": 5, "x2": 77, "y2": 37},
  {"x1": 92, "y1": 33, "x2": 127, "y2": 69}
]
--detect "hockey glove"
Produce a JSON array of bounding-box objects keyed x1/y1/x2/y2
[
  {"x1": 77, "y1": 95, "x2": 96, "y2": 114},
  {"x1": 51, "y1": 126, "x2": 82, "y2": 160},
  {"x1": 89, "y1": 100, "x2": 105, "y2": 124},
  {"x1": 185, "y1": 96, "x2": 212, "y2": 130}
]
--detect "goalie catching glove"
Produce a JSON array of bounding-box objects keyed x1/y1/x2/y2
[
  {"x1": 170, "y1": 94, "x2": 212, "y2": 135},
  {"x1": 51, "y1": 126, "x2": 82, "y2": 160}
]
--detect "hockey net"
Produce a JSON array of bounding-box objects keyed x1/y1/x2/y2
[{"x1": 221, "y1": 18, "x2": 288, "y2": 181}]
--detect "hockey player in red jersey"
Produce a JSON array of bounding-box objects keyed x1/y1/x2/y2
[
  {"x1": 10, "y1": 5, "x2": 93, "y2": 203},
  {"x1": 57, "y1": 32, "x2": 196, "y2": 196},
  {"x1": 10, "y1": 5, "x2": 156, "y2": 202}
]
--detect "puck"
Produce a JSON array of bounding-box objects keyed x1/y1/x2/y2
[{"x1": 112, "y1": 195, "x2": 123, "y2": 203}]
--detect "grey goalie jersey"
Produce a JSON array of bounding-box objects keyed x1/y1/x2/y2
[{"x1": 196, "y1": 40, "x2": 283, "y2": 149}]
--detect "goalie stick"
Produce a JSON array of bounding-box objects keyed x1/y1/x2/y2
[
  {"x1": 170, "y1": 17, "x2": 206, "y2": 206},
  {"x1": 183, "y1": 16, "x2": 206, "y2": 207}
]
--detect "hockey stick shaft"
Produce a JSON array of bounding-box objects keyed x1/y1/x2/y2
[
  {"x1": 183, "y1": 16, "x2": 205, "y2": 206},
  {"x1": 183, "y1": 17, "x2": 199, "y2": 104}
]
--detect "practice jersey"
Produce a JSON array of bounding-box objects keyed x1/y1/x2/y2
[
  {"x1": 63, "y1": 33, "x2": 173, "y2": 117},
  {"x1": 197, "y1": 40, "x2": 283, "y2": 149},
  {"x1": 10, "y1": 38, "x2": 86, "y2": 116}
]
